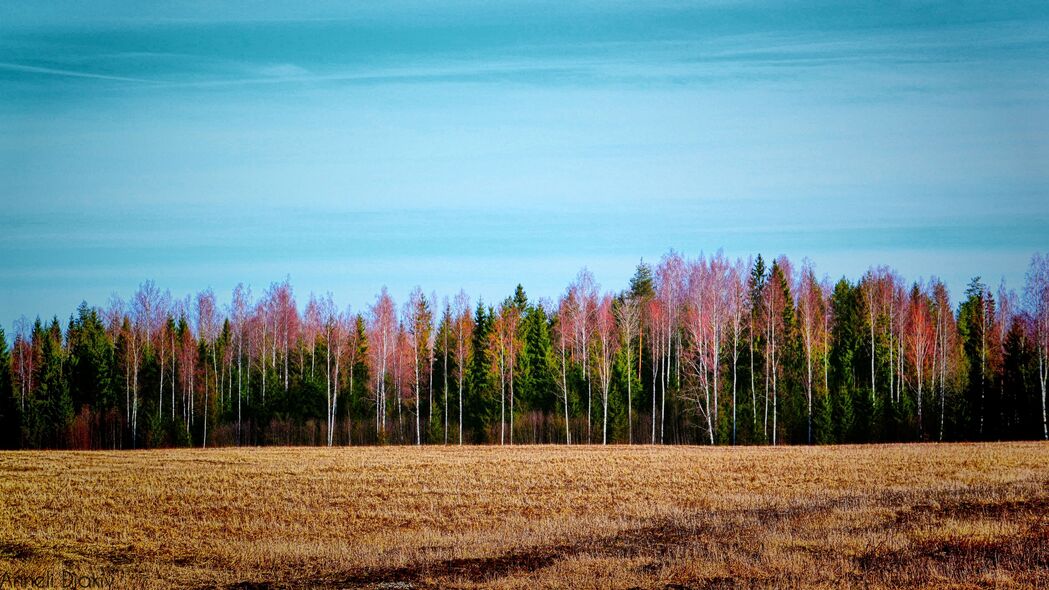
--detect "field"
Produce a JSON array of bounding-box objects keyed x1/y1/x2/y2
[{"x1": 0, "y1": 443, "x2": 1047, "y2": 589}]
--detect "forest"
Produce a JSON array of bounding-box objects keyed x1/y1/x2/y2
[{"x1": 1, "y1": 251, "x2": 1047, "y2": 449}]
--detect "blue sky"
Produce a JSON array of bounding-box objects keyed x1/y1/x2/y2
[{"x1": 2, "y1": 1, "x2": 1047, "y2": 327}]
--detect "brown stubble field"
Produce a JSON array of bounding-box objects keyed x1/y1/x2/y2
[{"x1": 0, "y1": 443, "x2": 1047, "y2": 589}]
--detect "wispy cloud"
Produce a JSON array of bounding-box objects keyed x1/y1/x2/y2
[
  {"x1": 255, "y1": 63, "x2": 310, "y2": 78},
  {"x1": 1, "y1": 1, "x2": 1046, "y2": 326},
  {"x1": 0, "y1": 61, "x2": 157, "y2": 83}
]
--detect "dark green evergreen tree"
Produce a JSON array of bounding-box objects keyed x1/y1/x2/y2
[
  {"x1": 958, "y1": 278, "x2": 992, "y2": 439},
  {"x1": 629, "y1": 261, "x2": 655, "y2": 300},
  {"x1": 347, "y1": 314, "x2": 372, "y2": 442},
  {"x1": 1002, "y1": 317, "x2": 1037, "y2": 438},
  {"x1": 739, "y1": 255, "x2": 768, "y2": 444},
  {"x1": 828, "y1": 279, "x2": 861, "y2": 443},
  {"x1": 35, "y1": 318, "x2": 73, "y2": 448},
  {"x1": 466, "y1": 302, "x2": 495, "y2": 442},
  {"x1": 66, "y1": 303, "x2": 117, "y2": 448},
  {"x1": 518, "y1": 300, "x2": 557, "y2": 432},
  {"x1": 0, "y1": 326, "x2": 16, "y2": 449}
]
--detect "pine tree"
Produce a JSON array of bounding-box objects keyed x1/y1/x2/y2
[{"x1": 0, "y1": 325, "x2": 17, "y2": 449}]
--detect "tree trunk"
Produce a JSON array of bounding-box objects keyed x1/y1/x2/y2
[
  {"x1": 806, "y1": 335, "x2": 813, "y2": 445},
  {"x1": 771, "y1": 319, "x2": 777, "y2": 446},
  {"x1": 159, "y1": 352, "x2": 164, "y2": 420},
  {"x1": 326, "y1": 337, "x2": 333, "y2": 447},
  {"x1": 870, "y1": 302, "x2": 876, "y2": 403},
  {"x1": 499, "y1": 348, "x2": 506, "y2": 446},
  {"x1": 626, "y1": 341, "x2": 632, "y2": 445},
  {"x1": 444, "y1": 332, "x2": 449, "y2": 444},
  {"x1": 237, "y1": 333, "x2": 242, "y2": 446},
  {"x1": 732, "y1": 326, "x2": 738, "y2": 445},
  {"x1": 457, "y1": 332, "x2": 464, "y2": 446},
  {"x1": 561, "y1": 332, "x2": 571, "y2": 445},
  {"x1": 415, "y1": 338, "x2": 421, "y2": 446},
  {"x1": 1040, "y1": 349, "x2": 1048, "y2": 440},
  {"x1": 505, "y1": 346, "x2": 509, "y2": 443},
  {"x1": 651, "y1": 331, "x2": 658, "y2": 445}
]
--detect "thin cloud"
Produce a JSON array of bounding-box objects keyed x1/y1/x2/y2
[{"x1": 0, "y1": 62, "x2": 158, "y2": 84}]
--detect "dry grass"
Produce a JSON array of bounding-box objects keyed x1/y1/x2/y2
[{"x1": 0, "y1": 443, "x2": 1047, "y2": 589}]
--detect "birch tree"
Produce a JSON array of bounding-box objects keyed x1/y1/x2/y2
[
  {"x1": 452, "y1": 290, "x2": 473, "y2": 445},
  {"x1": 570, "y1": 269, "x2": 598, "y2": 442},
  {"x1": 682, "y1": 255, "x2": 721, "y2": 445},
  {"x1": 305, "y1": 294, "x2": 322, "y2": 382},
  {"x1": 727, "y1": 258, "x2": 748, "y2": 445},
  {"x1": 797, "y1": 260, "x2": 824, "y2": 444},
  {"x1": 615, "y1": 294, "x2": 641, "y2": 443},
  {"x1": 555, "y1": 291, "x2": 577, "y2": 444},
  {"x1": 593, "y1": 294, "x2": 619, "y2": 445},
  {"x1": 655, "y1": 252, "x2": 685, "y2": 444},
  {"x1": 764, "y1": 259, "x2": 792, "y2": 445},
  {"x1": 130, "y1": 281, "x2": 163, "y2": 446},
  {"x1": 646, "y1": 298, "x2": 665, "y2": 444},
  {"x1": 270, "y1": 280, "x2": 298, "y2": 394},
  {"x1": 1026, "y1": 253, "x2": 1049, "y2": 439},
  {"x1": 439, "y1": 299, "x2": 452, "y2": 444},
  {"x1": 929, "y1": 280, "x2": 956, "y2": 441},
  {"x1": 318, "y1": 293, "x2": 341, "y2": 446},
  {"x1": 13, "y1": 317, "x2": 31, "y2": 415},
  {"x1": 230, "y1": 284, "x2": 250, "y2": 444},
  {"x1": 906, "y1": 282, "x2": 935, "y2": 439},
  {"x1": 195, "y1": 289, "x2": 218, "y2": 448},
  {"x1": 404, "y1": 287, "x2": 431, "y2": 445},
  {"x1": 368, "y1": 288, "x2": 397, "y2": 439},
  {"x1": 861, "y1": 267, "x2": 887, "y2": 405},
  {"x1": 152, "y1": 289, "x2": 171, "y2": 420},
  {"x1": 345, "y1": 313, "x2": 367, "y2": 445}
]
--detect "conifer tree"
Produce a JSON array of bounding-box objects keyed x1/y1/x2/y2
[{"x1": 0, "y1": 325, "x2": 16, "y2": 449}]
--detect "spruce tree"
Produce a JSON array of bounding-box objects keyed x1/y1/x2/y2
[
  {"x1": 958, "y1": 277, "x2": 990, "y2": 440},
  {"x1": 467, "y1": 302, "x2": 494, "y2": 442},
  {"x1": 0, "y1": 326, "x2": 16, "y2": 449},
  {"x1": 628, "y1": 261, "x2": 655, "y2": 300},
  {"x1": 37, "y1": 318, "x2": 72, "y2": 447},
  {"x1": 519, "y1": 302, "x2": 557, "y2": 423}
]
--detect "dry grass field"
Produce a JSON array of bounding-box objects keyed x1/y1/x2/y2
[{"x1": 0, "y1": 443, "x2": 1047, "y2": 589}]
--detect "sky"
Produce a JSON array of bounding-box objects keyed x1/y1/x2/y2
[{"x1": 2, "y1": 1, "x2": 1047, "y2": 329}]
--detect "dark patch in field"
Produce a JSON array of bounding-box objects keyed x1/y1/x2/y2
[
  {"x1": 893, "y1": 495, "x2": 1049, "y2": 526},
  {"x1": 695, "y1": 576, "x2": 738, "y2": 590},
  {"x1": 855, "y1": 497, "x2": 1049, "y2": 587},
  {"x1": 213, "y1": 489, "x2": 1049, "y2": 590},
  {"x1": 228, "y1": 583, "x2": 275, "y2": 590},
  {"x1": 0, "y1": 540, "x2": 36, "y2": 559},
  {"x1": 597, "y1": 519, "x2": 707, "y2": 557},
  {"x1": 0, "y1": 465, "x2": 42, "y2": 472},
  {"x1": 338, "y1": 546, "x2": 563, "y2": 585},
  {"x1": 105, "y1": 546, "x2": 136, "y2": 565},
  {"x1": 207, "y1": 519, "x2": 707, "y2": 589}
]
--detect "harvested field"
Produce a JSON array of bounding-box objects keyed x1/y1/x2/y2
[{"x1": 1, "y1": 443, "x2": 1047, "y2": 589}]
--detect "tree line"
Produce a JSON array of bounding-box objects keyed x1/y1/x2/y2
[{"x1": 1, "y1": 251, "x2": 1047, "y2": 449}]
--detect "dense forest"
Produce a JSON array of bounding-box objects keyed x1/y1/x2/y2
[{"x1": 1, "y1": 251, "x2": 1047, "y2": 449}]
